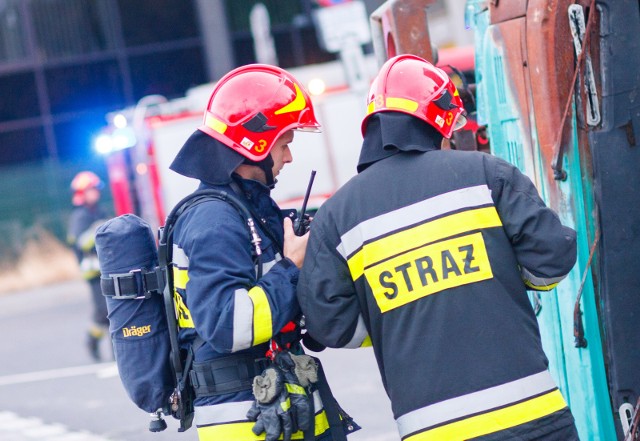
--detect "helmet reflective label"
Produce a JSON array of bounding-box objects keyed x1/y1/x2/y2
[{"x1": 241, "y1": 137, "x2": 255, "y2": 150}]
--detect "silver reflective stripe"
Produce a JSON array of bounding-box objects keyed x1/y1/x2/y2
[
  {"x1": 172, "y1": 244, "x2": 189, "y2": 268},
  {"x1": 343, "y1": 314, "x2": 369, "y2": 348},
  {"x1": 195, "y1": 400, "x2": 254, "y2": 425},
  {"x1": 193, "y1": 392, "x2": 324, "y2": 427},
  {"x1": 337, "y1": 185, "x2": 493, "y2": 259},
  {"x1": 80, "y1": 256, "x2": 100, "y2": 272},
  {"x1": 312, "y1": 389, "x2": 323, "y2": 411},
  {"x1": 232, "y1": 288, "x2": 253, "y2": 352},
  {"x1": 78, "y1": 224, "x2": 99, "y2": 249},
  {"x1": 256, "y1": 253, "x2": 282, "y2": 275},
  {"x1": 396, "y1": 370, "x2": 557, "y2": 437},
  {"x1": 520, "y1": 267, "x2": 566, "y2": 288}
]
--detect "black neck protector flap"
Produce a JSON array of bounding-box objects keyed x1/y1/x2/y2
[{"x1": 358, "y1": 112, "x2": 443, "y2": 173}]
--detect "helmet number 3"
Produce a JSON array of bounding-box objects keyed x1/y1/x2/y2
[
  {"x1": 255, "y1": 139, "x2": 267, "y2": 153},
  {"x1": 445, "y1": 112, "x2": 453, "y2": 126}
]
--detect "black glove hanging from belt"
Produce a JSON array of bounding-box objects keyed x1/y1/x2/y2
[{"x1": 247, "y1": 352, "x2": 318, "y2": 441}]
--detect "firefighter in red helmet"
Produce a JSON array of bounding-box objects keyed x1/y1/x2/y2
[
  {"x1": 169, "y1": 64, "x2": 356, "y2": 441},
  {"x1": 297, "y1": 54, "x2": 580, "y2": 440},
  {"x1": 67, "y1": 171, "x2": 109, "y2": 361}
]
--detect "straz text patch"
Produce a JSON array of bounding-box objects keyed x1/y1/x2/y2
[{"x1": 366, "y1": 232, "x2": 493, "y2": 312}]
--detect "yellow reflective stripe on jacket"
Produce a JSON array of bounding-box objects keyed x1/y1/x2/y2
[
  {"x1": 338, "y1": 185, "x2": 495, "y2": 260},
  {"x1": 173, "y1": 290, "x2": 194, "y2": 328},
  {"x1": 171, "y1": 266, "x2": 194, "y2": 328},
  {"x1": 172, "y1": 245, "x2": 189, "y2": 291},
  {"x1": 346, "y1": 206, "x2": 502, "y2": 281},
  {"x1": 170, "y1": 284, "x2": 278, "y2": 348},
  {"x1": 523, "y1": 280, "x2": 559, "y2": 291},
  {"x1": 196, "y1": 409, "x2": 331, "y2": 440},
  {"x1": 404, "y1": 389, "x2": 567, "y2": 441},
  {"x1": 173, "y1": 266, "x2": 189, "y2": 290},
  {"x1": 172, "y1": 245, "x2": 193, "y2": 328},
  {"x1": 343, "y1": 314, "x2": 371, "y2": 348},
  {"x1": 247, "y1": 286, "x2": 273, "y2": 345},
  {"x1": 280, "y1": 397, "x2": 291, "y2": 412},
  {"x1": 397, "y1": 370, "x2": 565, "y2": 440},
  {"x1": 285, "y1": 383, "x2": 307, "y2": 395},
  {"x1": 520, "y1": 267, "x2": 564, "y2": 291},
  {"x1": 367, "y1": 232, "x2": 494, "y2": 313},
  {"x1": 78, "y1": 229, "x2": 96, "y2": 252}
]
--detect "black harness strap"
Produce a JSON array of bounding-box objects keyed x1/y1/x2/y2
[
  {"x1": 229, "y1": 180, "x2": 284, "y2": 255},
  {"x1": 190, "y1": 355, "x2": 270, "y2": 397},
  {"x1": 101, "y1": 268, "x2": 163, "y2": 299},
  {"x1": 158, "y1": 188, "x2": 264, "y2": 431},
  {"x1": 314, "y1": 357, "x2": 350, "y2": 441}
]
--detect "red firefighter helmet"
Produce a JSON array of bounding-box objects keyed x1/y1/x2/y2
[
  {"x1": 71, "y1": 171, "x2": 102, "y2": 206},
  {"x1": 198, "y1": 64, "x2": 321, "y2": 162},
  {"x1": 362, "y1": 54, "x2": 467, "y2": 139}
]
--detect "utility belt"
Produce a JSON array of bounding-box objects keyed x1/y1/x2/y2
[{"x1": 190, "y1": 355, "x2": 271, "y2": 397}]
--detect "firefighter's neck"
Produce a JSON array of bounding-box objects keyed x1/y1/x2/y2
[{"x1": 235, "y1": 164, "x2": 267, "y2": 186}]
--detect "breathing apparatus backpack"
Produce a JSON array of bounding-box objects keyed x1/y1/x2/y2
[{"x1": 95, "y1": 189, "x2": 261, "y2": 433}]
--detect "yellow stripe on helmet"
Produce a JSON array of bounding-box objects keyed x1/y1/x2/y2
[
  {"x1": 386, "y1": 96, "x2": 419, "y2": 112},
  {"x1": 204, "y1": 113, "x2": 228, "y2": 134},
  {"x1": 274, "y1": 83, "x2": 306, "y2": 115}
]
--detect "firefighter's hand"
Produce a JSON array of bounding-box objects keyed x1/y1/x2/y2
[{"x1": 283, "y1": 217, "x2": 308, "y2": 268}]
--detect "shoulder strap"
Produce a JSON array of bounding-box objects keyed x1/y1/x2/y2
[
  {"x1": 157, "y1": 189, "x2": 264, "y2": 431},
  {"x1": 229, "y1": 180, "x2": 284, "y2": 256},
  {"x1": 159, "y1": 189, "x2": 263, "y2": 268}
]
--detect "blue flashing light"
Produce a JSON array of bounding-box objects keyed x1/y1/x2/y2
[
  {"x1": 113, "y1": 113, "x2": 128, "y2": 129},
  {"x1": 94, "y1": 134, "x2": 113, "y2": 155},
  {"x1": 93, "y1": 127, "x2": 137, "y2": 155}
]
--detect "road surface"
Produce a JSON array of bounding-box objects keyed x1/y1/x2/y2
[{"x1": 0, "y1": 279, "x2": 398, "y2": 440}]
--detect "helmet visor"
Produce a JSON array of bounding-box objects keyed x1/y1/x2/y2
[
  {"x1": 453, "y1": 112, "x2": 468, "y2": 131},
  {"x1": 295, "y1": 126, "x2": 322, "y2": 133}
]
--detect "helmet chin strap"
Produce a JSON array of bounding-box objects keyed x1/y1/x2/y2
[{"x1": 244, "y1": 154, "x2": 276, "y2": 189}]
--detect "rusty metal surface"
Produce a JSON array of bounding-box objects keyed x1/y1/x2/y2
[
  {"x1": 480, "y1": 16, "x2": 541, "y2": 191},
  {"x1": 369, "y1": 0, "x2": 438, "y2": 62},
  {"x1": 489, "y1": 0, "x2": 527, "y2": 24},
  {"x1": 493, "y1": 16, "x2": 535, "y2": 159},
  {"x1": 525, "y1": 0, "x2": 577, "y2": 191}
]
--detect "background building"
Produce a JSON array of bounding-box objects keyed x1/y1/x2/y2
[{"x1": 0, "y1": 0, "x2": 468, "y2": 263}]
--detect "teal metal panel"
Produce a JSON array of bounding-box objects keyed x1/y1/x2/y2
[
  {"x1": 465, "y1": 0, "x2": 490, "y2": 127},
  {"x1": 530, "y1": 124, "x2": 615, "y2": 440},
  {"x1": 560, "y1": 125, "x2": 616, "y2": 440},
  {"x1": 466, "y1": 1, "x2": 616, "y2": 439}
]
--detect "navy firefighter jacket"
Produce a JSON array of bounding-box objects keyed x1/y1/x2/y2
[
  {"x1": 298, "y1": 149, "x2": 578, "y2": 440},
  {"x1": 171, "y1": 177, "x2": 299, "y2": 405},
  {"x1": 67, "y1": 204, "x2": 106, "y2": 280}
]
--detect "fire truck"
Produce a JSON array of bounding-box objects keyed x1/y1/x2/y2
[
  {"x1": 95, "y1": 47, "x2": 476, "y2": 233},
  {"x1": 94, "y1": 59, "x2": 367, "y2": 232},
  {"x1": 367, "y1": 0, "x2": 640, "y2": 440}
]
